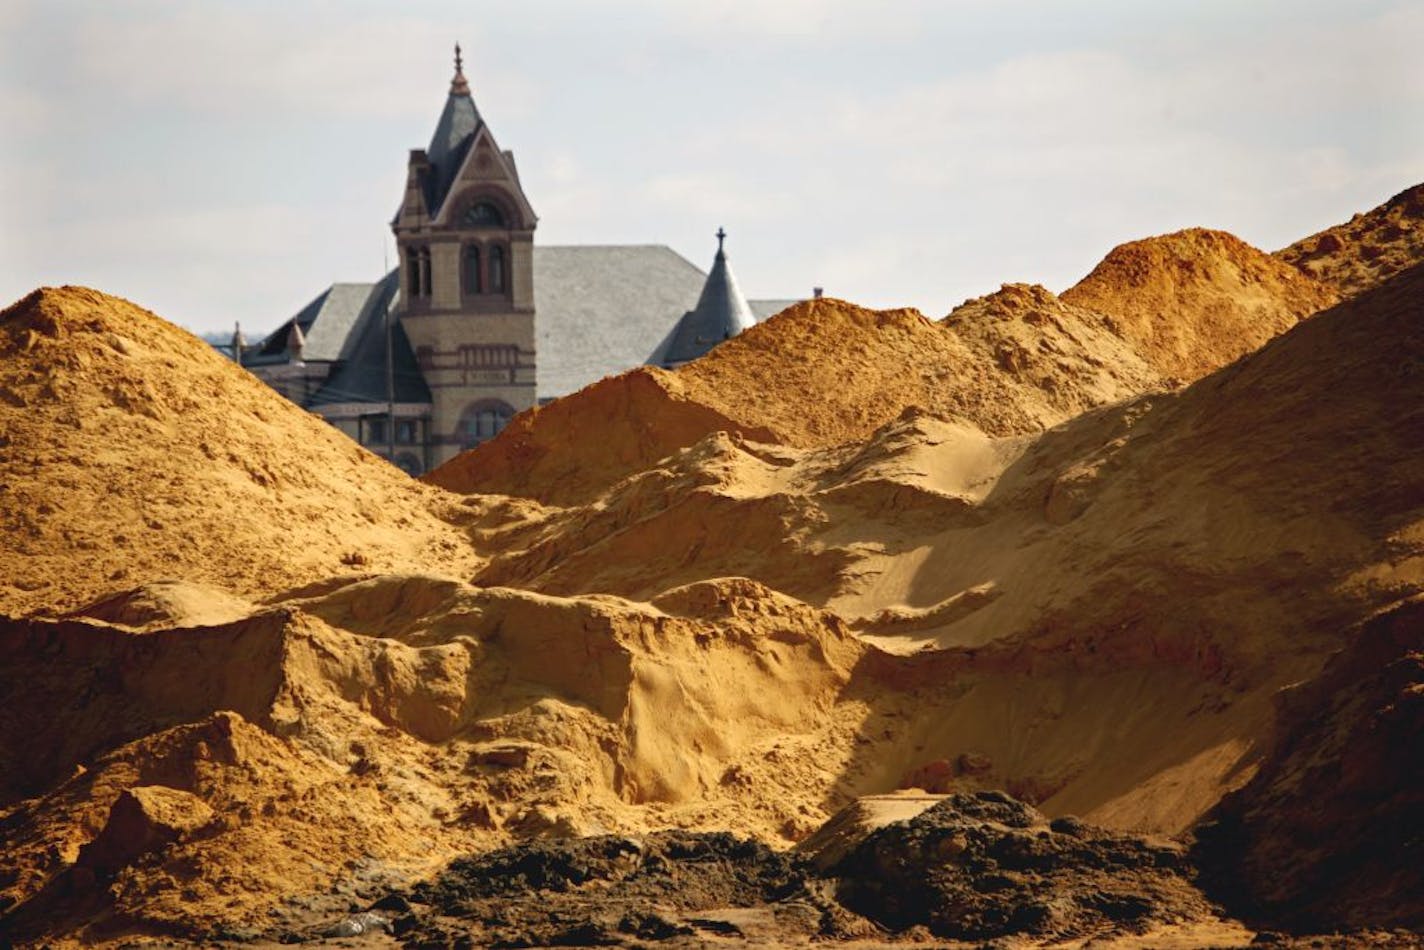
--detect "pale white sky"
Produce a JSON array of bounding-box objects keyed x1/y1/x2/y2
[{"x1": 2, "y1": 0, "x2": 1421, "y2": 336}]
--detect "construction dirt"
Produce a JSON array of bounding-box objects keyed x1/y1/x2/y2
[
  {"x1": 2, "y1": 184, "x2": 1423, "y2": 948},
  {"x1": 1276, "y1": 182, "x2": 1424, "y2": 298}
]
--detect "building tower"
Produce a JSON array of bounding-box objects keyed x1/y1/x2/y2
[{"x1": 392, "y1": 44, "x2": 538, "y2": 466}]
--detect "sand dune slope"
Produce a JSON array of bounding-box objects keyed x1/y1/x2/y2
[{"x1": 0, "y1": 287, "x2": 480, "y2": 615}]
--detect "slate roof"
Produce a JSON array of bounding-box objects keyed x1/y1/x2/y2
[
  {"x1": 422, "y1": 62, "x2": 482, "y2": 217},
  {"x1": 651, "y1": 235, "x2": 758, "y2": 368},
  {"x1": 533, "y1": 245, "x2": 707, "y2": 399},
  {"x1": 245, "y1": 283, "x2": 374, "y2": 364},
  {"x1": 308, "y1": 270, "x2": 431, "y2": 407}
]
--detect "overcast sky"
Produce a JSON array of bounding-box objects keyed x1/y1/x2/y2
[{"x1": 2, "y1": 0, "x2": 1421, "y2": 336}]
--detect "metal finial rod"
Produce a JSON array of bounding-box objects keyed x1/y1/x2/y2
[
  {"x1": 716, "y1": 227, "x2": 726, "y2": 252},
  {"x1": 455, "y1": 43, "x2": 463, "y2": 73}
]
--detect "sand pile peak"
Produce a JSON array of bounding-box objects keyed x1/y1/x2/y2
[
  {"x1": 1276, "y1": 181, "x2": 1424, "y2": 298},
  {"x1": 423, "y1": 366, "x2": 779, "y2": 507},
  {"x1": 430, "y1": 293, "x2": 1169, "y2": 506},
  {"x1": 1061, "y1": 227, "x2": 1339, "y2": 381},
  {"x1": 0, "y1": 286, "x2": 478, "y2": 614}
]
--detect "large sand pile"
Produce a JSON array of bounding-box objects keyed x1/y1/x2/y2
[
  {"x1": 0, "y1": 287, "x2": 481, "y2": 615},
  {"x1": 1276, "y1": 182, "x2": 1424, "y2": 297},
  {"x1": 459, "y1": 261, "x2": 1422, "y2": 836},
  {"x1": 0, "y1": 577, "x2": 868, "y2": 941},
  {"x1": 430, "y1": 229, "x2": 1338, "y2": 507},
  {"x1": 429, "y1": 294, "x2": 1164, "y2": 505},
  {"x1": 1060, "y1": 228, "x2": 1339, "y2": 381}
]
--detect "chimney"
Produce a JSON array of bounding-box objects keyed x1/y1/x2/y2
[
  {"x1": 231, "y1": 322, "x2": 247, "y2": 363},
  {"x1": 812, "y1": 287, "x2": 824, "y2": 299}
]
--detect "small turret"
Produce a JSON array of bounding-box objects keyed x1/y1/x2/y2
[{"x1": 656, "y1": 228, "x2": 757, "y2": 368}]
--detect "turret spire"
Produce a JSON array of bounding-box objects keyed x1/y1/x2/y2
[
  {"x1": 654, "y1": 228, "x2": 757, "y2": 367},
  {"x1": 450, "y1": 42, "x2": 470, "y2": 96}
]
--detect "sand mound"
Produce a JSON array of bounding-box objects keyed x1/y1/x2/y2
[
  {"x1": 1061, "y1": 228, "x2": 1339, "y2": 381},
  {"x1": 423, "y1": 367, "x2": 779, "y2": 507},
  {"x1": 431, "y1": 234, "x2": 1341, "y2": 510},
  {"x1": 0, "y1": 287, "x2": 479, "y2": 615},
  {"x1": 462, "y1": 262, "x2": 1424, "y2": 836},
  {"x1": 430, "y1": 295, "x2": 1164, "y2": 505},
  {"x1": 0, "y1": 575, "x2": 868, "y2": 939},
  {"x1": 677, "y1": 295, "x2": 1157, "y2": 445},
  {"x1": 1277, "y1": 182, "x2": 1424, "y2": 297}
]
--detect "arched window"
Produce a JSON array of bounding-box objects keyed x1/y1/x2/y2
[
  {"x1": 463, "y1": 245, "x2": 483, "y2": 295},
  {"x1": 489, "y1": 245, "x2": 506, "y2": 294},
  {"x1": 456, "y1": 398, "x2": 515, "y2": 448},
  {"x1": 461, "y1": 201, "x2": 506, "y2": 228}
]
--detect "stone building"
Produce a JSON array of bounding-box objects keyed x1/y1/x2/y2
[{"x1": 240, "y1": 48, "x2": 792, "y2": 475}]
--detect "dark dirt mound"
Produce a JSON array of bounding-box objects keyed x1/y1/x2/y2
[
  {"x1": 379, "y1": 831, "x2": 827, "y2": 947},
  {"x1": 1194, "y1": 597, "x2": 1424, "y2": 933},
  {"x1": 371, "y1": 792, "x2": 1229, "y2": 947},
  {"x1": 832, "y1": 791, "x2": 1214, "y2": 942}
]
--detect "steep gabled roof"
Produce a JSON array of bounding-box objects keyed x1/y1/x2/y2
[
  {"x1": 422, "y1": 46, "x2": 483, "y2": 217},
  {"x1": 308, "y1": 270, "x2": 431, "y2": 407}
]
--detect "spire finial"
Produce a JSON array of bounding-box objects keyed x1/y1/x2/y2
[
  {"x1": 449, "y1": 42, "x2": 470, "y2": 96},
  {"x1": 716, "y1": 226, "x2": 726, "y2": 255}
]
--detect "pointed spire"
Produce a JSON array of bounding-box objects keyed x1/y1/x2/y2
[
  {"x1": 450, "y1": 42, "x2": 470, "y2": 96},
  {"x1": 656, "y1": 229, "x2": 757, "y2": 367},
  {"x1": 422, "y1": 42, "x2": 482, "y2": 216},
  {"x1": 286, "y1": 320, "x2": 307, "y2": 360}
]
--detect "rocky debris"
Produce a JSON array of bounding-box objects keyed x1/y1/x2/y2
[
  {"x1": 1060, "y1": 227, "x2": 1338, "y2": 382},
  {"x1": 321, "y1": 910, "x2": 392, "y2": 937},
  {"x1": 1276, "y1": 182, "x2": 1424, "y2": 297},
  {"x1": 1194, "y1": 598, "x2": 1424, "y2": 932},
  {"x1": 75, "y1": 785, "x2": 216, "y2": 877},
  {"x1": 831, "y1": 790, "x2": 1215, "y2": 942}
]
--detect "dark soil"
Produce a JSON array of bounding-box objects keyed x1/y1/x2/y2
[
  {"x1": 379, "y1": 830, "x2": 836, "y2": 948},
  {"x1": 832, "y1": 790, "x2": 1214, "y2": 943}
]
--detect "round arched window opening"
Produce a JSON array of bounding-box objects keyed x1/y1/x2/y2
[
  {"x1": 461, "y1": 201, "x2": 506, "y2": 228},
  {"x1": 457, "y1": 398, "x2": 515, "y2": 448},
  {"x1": 462, "y1": 245, "x2": 483, "y2": 294}
]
